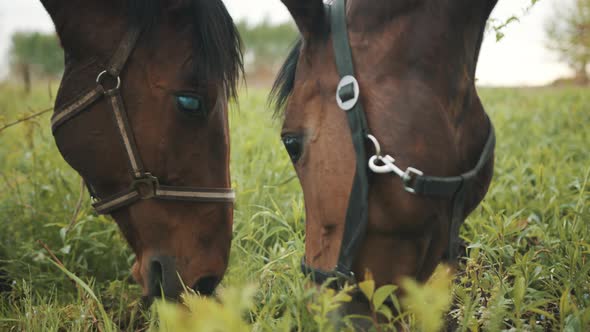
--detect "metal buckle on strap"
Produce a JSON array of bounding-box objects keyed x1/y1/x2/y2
[
  {"x1": 301, "y1": 260, "x2": 357, "y2": 289},
  {"x1": 334, "y1": 265, "x2": 357, "y2": 286},
  {"x1": 131, "y1": 173, "x2": 159, "y2": 199}
]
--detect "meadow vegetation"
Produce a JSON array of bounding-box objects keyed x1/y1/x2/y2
[{"x1": 0, "y1": 82, "x2": 588, "y2": 331}]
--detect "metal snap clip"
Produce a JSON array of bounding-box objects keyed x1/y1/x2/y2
[
  {"x1": 367, "y1": 134, "x2": 382, "y2": 157},
  {"x1": 402, "y1": 167, "x2": 424, "y2": 194}
]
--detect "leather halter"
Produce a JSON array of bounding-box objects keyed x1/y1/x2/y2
[
  {"x1": 51, "y1": 26, "x2": 235, "y2": 215},
  {"x1": 301, "y1": 0, "x2": 496, "y2": 289}
]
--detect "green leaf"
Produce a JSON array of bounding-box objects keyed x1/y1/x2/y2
[
  {"x1": 333, "y1": 290, "x2": 353, "y2": 304},
  {"x1": 377, "y1": 305, "x2": 394, "y2": 321},
  {"x1": 59, "y1": 245, "x2": 71, "y2": 255},
  {"x1": 358, "y1": 279, "x2": 375, "y2": 301},
  {"x1": 372, "y1": 285, "x2": 397, "y2": 310},
  {"x1": 48, "y1": 259, "x2": 114, "y2": 332},
  {"x1": 512, "y1": 276, "x2": 526, "y2": 309}
]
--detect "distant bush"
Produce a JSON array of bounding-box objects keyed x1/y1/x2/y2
[
  {"x1": 237, "y1": 20, "x2": 298, "y2": 80},
  {"x1": 9, "y1": 31, "x2": 64, "y2": 92}
]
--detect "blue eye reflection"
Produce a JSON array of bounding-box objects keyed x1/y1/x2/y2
[{"x1": 176, "y1": 95, "x2": 205, "y2": 115}]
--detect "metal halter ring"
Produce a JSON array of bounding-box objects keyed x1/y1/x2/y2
[
  {"x1": 336, "y1": 75, "x2": 360, "y2": 111},
  {"x1": 96, "y1": 70, "x2": 121, "y2": 93}
]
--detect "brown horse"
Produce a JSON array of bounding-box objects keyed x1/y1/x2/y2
[
  {"x1": 273, "y1": 0, "x2": 497, "y2": 316},
  {"x1": 40, "y1": 0, "x2": 242, "y2": 301}
]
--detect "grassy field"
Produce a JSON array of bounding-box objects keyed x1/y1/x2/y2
[{"x1": 0, "y1": 82, "x2": 588, "y2": 331}]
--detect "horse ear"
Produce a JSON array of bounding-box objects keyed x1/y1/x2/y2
[
  {"x1": 484, "y1": 0, "x2": 499, "y2": 19},
  {"x1": 281, "y1": 0, "x2": 326, "y2": 40}
]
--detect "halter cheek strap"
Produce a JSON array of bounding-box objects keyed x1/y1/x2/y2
[
  {"x1": 301, "y1": 0, "x2": 496, "y2": 289},
  {"x1": 51, "y1": 26, "x2": 235, "y2": 215},
  {"x1": 301, "y1": 0, "x2": 369, "y2": 288}
]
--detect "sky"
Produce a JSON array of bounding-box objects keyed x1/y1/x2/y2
[{"x1": 0, "y1": 0, "x2": 569, "y2": 86}]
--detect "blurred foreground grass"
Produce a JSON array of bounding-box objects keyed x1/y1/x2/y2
[{"x1": 0, "y1": 82, "x2": 588, "y2": 331}]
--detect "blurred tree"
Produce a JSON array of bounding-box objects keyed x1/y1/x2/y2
[
  {"x1": 491, "y1": 0, "x2": 542, "y2": 42},
  {"x1": 546, "y1": 0, "x2": 590, "y2": 84},
  {"x1": 237, "y1": 20, "x2": 297, "y2": 79},
  {"x1": 9, "y1": 31, "x2": 64, "y2": 93}
]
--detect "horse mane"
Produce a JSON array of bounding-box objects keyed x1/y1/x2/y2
[
  {"x1": 269, "y1": 38, "x2": 302, "y2": 117},
  {"x1": 126, "y1": 0, "x2": 244, "y2": 100}
]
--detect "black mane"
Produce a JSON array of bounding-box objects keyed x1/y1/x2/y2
[
  {"x1": 126, "y1": 0, "x2": 243, "y2": 100},
  {"x1": 269, "y1": 39, "x2": 302, "y2": 117}
]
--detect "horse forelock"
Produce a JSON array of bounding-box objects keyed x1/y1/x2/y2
[{"x1": 126, "y1": 0, "x2": 244, "y2": 100}]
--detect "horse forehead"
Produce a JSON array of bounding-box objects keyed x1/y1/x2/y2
[
  {"x1": 345, "y1": 3, "x2": 453, "y2": 52},
  {"x1": 140, "y1": 33, "x2": 194, "y2": 75},
  {"x1": 348, "y1": 0, "x2": 454, "y2": 28},
  {"x1": 350, "y1": 0, "x2": 426, "y2": 15},
  {"x1": 346, "y1": 10, "x2": 475, "y2": 73}
]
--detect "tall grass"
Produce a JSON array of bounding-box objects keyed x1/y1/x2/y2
[{"x1": 0, "y1": 83, "x2": 588, "y2": 331}]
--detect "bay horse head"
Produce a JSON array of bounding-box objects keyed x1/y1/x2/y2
[
  {"x1": 273, "y1": 0, "x2": 497, "y2": 314},
  {"x1": 40, "y1": 0, "x2": 242, "y2": 301}
]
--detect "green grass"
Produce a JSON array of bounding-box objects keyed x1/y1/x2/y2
[{"x1": 0, "y1": 82, "x2": 588, "y2": 331}]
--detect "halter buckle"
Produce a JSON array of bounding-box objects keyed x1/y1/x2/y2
[
  {"x1": 334, "y1": 266, "x2": 357, "y2": 286},
  {"x1": 132, "y1": 173, "x2": 159, "y2": 199},
  {"x1": 336, "y1": 75, "x2": 360, "y2": 111}
]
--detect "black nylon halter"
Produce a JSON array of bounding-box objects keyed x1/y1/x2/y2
[{"x1": 301, "y1": 0, "x2": 496, "y2": 289}]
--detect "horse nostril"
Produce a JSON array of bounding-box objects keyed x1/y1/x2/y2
[
  {"x1": 192, "y1": 276, "x2": 220, "y2": 296},
  {"x1": 148, "y1": 259, "x2": 164, "y2": 298},
  {"x1": 147, "y1": 256, "x2": 183, "y2": 300}
]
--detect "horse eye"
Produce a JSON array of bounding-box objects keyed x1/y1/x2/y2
[
  {"x1": 175, "y1": 95, "x2": 206, "y2": 116},
  {"x1": 282, "y1": 134, "x2": 303, "y2": 163}
]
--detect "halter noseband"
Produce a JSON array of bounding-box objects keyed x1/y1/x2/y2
[
  {"x1": 51, "y1": 26, "x2": 235, "y2": 215},
  {"x1": 301, "y1": 0, "x2": 496, "y2": 289}
]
